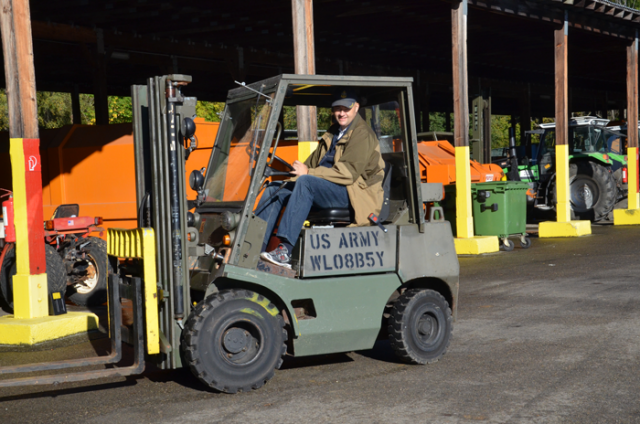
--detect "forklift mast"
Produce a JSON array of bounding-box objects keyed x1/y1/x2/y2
[{"x1": 131, "y1": 75, "x2": 196, "y2": 369}]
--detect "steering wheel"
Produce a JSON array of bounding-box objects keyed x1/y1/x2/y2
[{"x1": 264, "y1": 154, "x2": 294, "y2": 177}]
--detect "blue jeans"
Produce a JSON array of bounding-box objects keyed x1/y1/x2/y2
[{"x1": 255, "y1": 175, "x2": 349, "y2": 251}]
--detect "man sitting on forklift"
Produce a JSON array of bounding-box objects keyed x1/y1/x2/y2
[{"x1": 256, "y1": 89, "x2": 385, "y2": 269}]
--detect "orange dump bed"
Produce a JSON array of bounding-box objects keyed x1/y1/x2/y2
[
  {"x1": 417, "y1": 140, "x2": 504, "y2": 185},
  {"x1": 0, "y1": 118, "x2": 219, "y2": 233}
]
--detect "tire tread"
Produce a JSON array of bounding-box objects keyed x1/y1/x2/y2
[
  {"x1": 181, "y1": 289, "x2": 287, "y2": 393},
  {"x1": 388, "y1": 288, "x2": 452, "y2": 365}
]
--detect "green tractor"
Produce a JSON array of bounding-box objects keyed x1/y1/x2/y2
[{"x1": 507, "y1": 117, "x2": 627, "y2": 221}]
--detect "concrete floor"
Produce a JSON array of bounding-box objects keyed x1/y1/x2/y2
[{"x1": 1, "y1": 223, "x2": 640, "y2": 424}]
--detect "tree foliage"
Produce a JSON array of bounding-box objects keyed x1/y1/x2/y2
[
  {"x1": 36, "y1": 91, "x2": 73, "y2": 128},
  {"x1": 611, "y1": 1, "x2": 640, "y2": 9},
  {"x1": 196, "y1": 101, "x2": 225, "y2": 122},
  {"x1": 108, "y1": 96, "x2": 132, "y2": 124},
  {"x1": 0, "y1": 90, "x2": 228, "y2": 129}
]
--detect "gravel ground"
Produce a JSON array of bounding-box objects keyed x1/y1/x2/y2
[{"x1": 1, "y1": 223, "x2": 640, "y2": 424}]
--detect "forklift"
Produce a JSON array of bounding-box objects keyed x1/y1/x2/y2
[{"x1": 0, "y1": 74, "x2": 459, "y2": 393}]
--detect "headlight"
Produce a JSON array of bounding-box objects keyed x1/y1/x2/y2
[
  {"x1": 220, "y1": 211, "x2": 238, "y2": 231},
  {"x1": 189, "y1": 169, "x2": 204, "y2": 191}
]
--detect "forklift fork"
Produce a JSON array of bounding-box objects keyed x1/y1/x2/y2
[
  {"x1": 0, "y1": 275, "x2": 145, "y2": 387},
  {"x1": 0, "y1": 228, "x2": 159, "y2": 388}
]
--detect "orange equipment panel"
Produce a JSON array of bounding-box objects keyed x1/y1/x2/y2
[
  {"x1": 417, "y1": 140, "x2": 504, "y2": 185},
  {"x1": 0, "y1": 119, "x2": 220, "y2": 233}
]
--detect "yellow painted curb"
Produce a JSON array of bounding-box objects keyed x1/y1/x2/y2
[
  {"x1": 538, "y1": 220, "x2": 591, "y2": 238},
  {"x1": 454, "y1": 236, "x2": 500, "y2": 255},
  {"x1": 0, "y1": 311, "x2": 99, "y2": 346},
  {"x1": 613, "y1": 208, "x2": 640, "y2": 225}
]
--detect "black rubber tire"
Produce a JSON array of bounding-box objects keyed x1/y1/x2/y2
[
  {"x1": 181, "y1": 289, "x2": 288, "y2": 393},
  {"x1": 520, "y1": 237, "x2": 532, "y2": 249},
  {"x1": 388, "y1": 289, "x2": 452, "y2": 364},
  {"x1": 569, "y1": 162, "x2": 616, "y2": 222},
  {"x1": 66, "y1": 237, "x2": 111, "y2": 307},
  {"x1": 0, "y1": 243, "x2": 67, "y2": 311},
  {"x1": 500, "y1": 239, "x2": 515, "y2": 251}
]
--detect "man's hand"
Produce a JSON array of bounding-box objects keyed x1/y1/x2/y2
[{"x1": 291, "y1": 160, "x2": 308, "y2": 176}]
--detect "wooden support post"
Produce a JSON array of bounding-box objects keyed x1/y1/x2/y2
[
  {"x1": 1, "y1": 0, "x2": 37, "y2": 139},
  {"x1": 452, "y1": 0, "x2": 473, "y2": 240},
  {"x1": 539, "y1": 11, "x2": 590, "y2": 237},
  {"x1": 554, "y1": 14, "x2": 571, "y2": 223},
  {"x1": 94, "y1": 29, "x2": 109, "y2": 126},
  {"x1": 0, "y1": 0, "x2": 48, "y2": 318},
  {"x1": 292, "y1": 0, "x2": 318, "y2": 160},
  {"x1": 613, "y1": 32, "x2": 640, "y2": 225},
  {"x1": 72, "y1": 84, "x2": 82, "y2": 125},
  {"x1": 626, "y1": 33, "x2": 639, "y2": 210},
  {"x1": 450, "y1": 0, "x2": 497, "y2": 253}
]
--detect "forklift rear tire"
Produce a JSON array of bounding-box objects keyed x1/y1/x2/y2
[
  {"x1": 388, "y1": 289, "x2": 452, "y2": 364},
  {"x1": 0, "y1": 243, "x2": 67, "y2": 312},
  {"x1": 181, "y1": 289, "x2": 288, "y2": 393},
  {"x1": 66, "y1": 237, "x2": 111, "y2": 307}
]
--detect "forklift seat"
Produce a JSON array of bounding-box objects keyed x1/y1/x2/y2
[{"x1": 306, "y1": 161, "x2": 393, "y2": 226}]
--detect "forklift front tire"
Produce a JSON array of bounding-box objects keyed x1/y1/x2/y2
[
  {"x1": 388, "y1": 289, "x2": 452, "y2": 365},
  {"x1": 181, "y1": 289, "x2": 287, "y2": 393}
]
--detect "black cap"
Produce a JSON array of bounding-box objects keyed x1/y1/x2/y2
[{"x1": 332, "y1": 89, "x2": 359, "y2": 108}]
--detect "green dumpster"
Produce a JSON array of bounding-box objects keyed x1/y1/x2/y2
[
  {"x1": 471, "y1": 181, "x2": 530, "y2": 250},
  {"x1": 438, "y1": 181, "x2": 530, "y2": 250}
]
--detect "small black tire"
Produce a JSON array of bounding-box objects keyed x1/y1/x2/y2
[
  {"x1": 0, "y1": 243, "x2": 67, "y2": 311},
  {"x1": 181, "y1": 289, "x2": 288, "y2": 393},
  {"x1": 500, "y1": 239, "x2": 515, "y2": 251},
  {"x1": 569, "y1": 162, "x2": 616, "y2": 222},
  {"x1": 388, "y1": 289, "x2": 452, "y2": 364},
  {"x1": 520, "y1": 237, "x2": 532, "y2": 249},
  {"x1": 66, "y1": 237, "x2": 111, "y2": 307}
]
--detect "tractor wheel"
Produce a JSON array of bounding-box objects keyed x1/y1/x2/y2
[
  {"x1": 181, "y1": 289, "x2": 288, "y2": 393},
  {"x1": 66, "y1": 237, "x2": 111, "y2": 307},
  {"x1": 0, "y1": 243, "x2": 66, "y2": 312},
  {"x1": 388, "y1": 289, "x2": 452, "y2": 364},
  {"x1": 569, "y1": 162, "x2": 616, "y2": 222}
]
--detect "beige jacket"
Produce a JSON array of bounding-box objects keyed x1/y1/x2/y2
[{"x1": 304, "y1": 113, "x2": 385, "y2": 226}]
